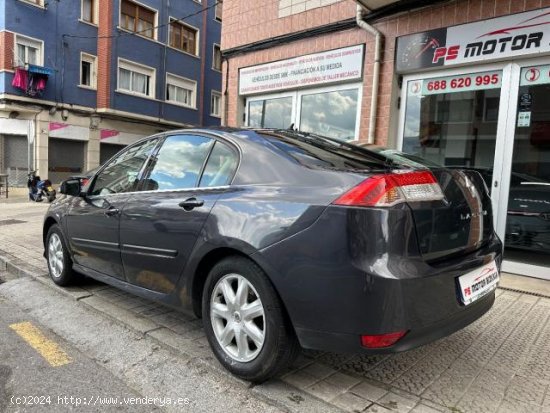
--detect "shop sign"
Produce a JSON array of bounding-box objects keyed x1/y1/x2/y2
[
  {"x1": 239, "y1": 45, "x2": 364, "y2": 95},
  {"x1": 396, "y1": 7, "x2": 550, "y2": 73},
  {"x1": 408, "y1": 71, "x2": 502, "y2": 96}
]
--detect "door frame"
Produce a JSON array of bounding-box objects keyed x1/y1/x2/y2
[{"x1": 497, "y1": 56, "x2": 550, "y2": 279}]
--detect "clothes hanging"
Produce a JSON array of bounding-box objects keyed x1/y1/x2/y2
[
  {"x1": 26, "y1": 73, "x2": 48, "y2": 97},
  {"x1": 11, "y1": 68, "x2": 28, "y2": 90}
]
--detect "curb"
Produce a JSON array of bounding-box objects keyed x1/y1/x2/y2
[{"x1": 0, "y1": 253, "x2": 345, "y2": 413}]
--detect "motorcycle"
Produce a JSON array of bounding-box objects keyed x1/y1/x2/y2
[{"x1": 27, "y1": 170, "x2": 56, "y2": 203}]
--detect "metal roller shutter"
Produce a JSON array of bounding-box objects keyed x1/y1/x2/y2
[
  {"x1": 48, "y1": 138, "x2": 85, "y2": 184},
  {"x1": 3, "y1": 135, "x2": 28, "y2": 186}
]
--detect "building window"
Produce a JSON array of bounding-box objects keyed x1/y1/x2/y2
[
  {"x1": 81, "y1": 0, "x2": 97, "y2": 24},
  {"x1": 246, "y1": 85, "x2": 362, "y2": 141},
  {"x1": 299, "y1": 88, "x2": 359, "y2": 141},
  {"x1": 169, "y1": 19, "x2": 198, "y2": 55},
  {"x1": 118, "y1": 59, "x2": 155, "y2": 98},
  {"x1": 248, "y1": 97, "x2": 293, "y2": 129},
  {"x1": 211, "y1": 91, "x2": 222, "y2": 117},
  {"x1": 166, "y1": 74, "x2": 196, "y2": 108},
  {"x1": 80, "y1": 53, "x2": 97, "y2": 89},
  {"x1": 215, "y1": 2, "x2": 222, "y2": 21},
  {"x1": 15, "y1": 35, "x2": 42, "y2": 67},
  {"x1": 213, "y1": 44, "x2": 222, "y2": 71},
  {"x1": 120, "y1": 0, "x2": 156, "y2": 39}
]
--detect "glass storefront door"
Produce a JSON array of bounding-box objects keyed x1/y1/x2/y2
[{"x1": 501, "y1": 64, "x2": 550, "y2": 279}]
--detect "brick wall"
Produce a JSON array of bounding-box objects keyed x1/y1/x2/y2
[
  {"x1": 0, "y1": 31, "x2": 14, "y2": 71},
  {"x1": 97, "y1": 0, "x2": 113, "y2": 109},
  {"x1": 221, "y1": 0, "x2": 356, "y2": 51},
  {"x1": 223, "y1": 0, "x2": 550, "y2": 145}
]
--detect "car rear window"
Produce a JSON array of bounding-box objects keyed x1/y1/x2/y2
[{"x1": 260, "y1": 131, "x2": 391, "y2": 171}]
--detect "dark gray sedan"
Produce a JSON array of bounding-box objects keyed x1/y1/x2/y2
[{"x1": 43, "y1": 128, "x2": 502, "y2": 382}]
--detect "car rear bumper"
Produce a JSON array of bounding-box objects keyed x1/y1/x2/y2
[
  {"x1": 295, "y1": 290, "x2": 495, "y2": 353},
  {"x1": 259, "y1": 204, "x2": 503, "y2": 353}
]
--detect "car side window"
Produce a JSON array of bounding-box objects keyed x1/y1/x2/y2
[
  {"x1": 90, "y1": 138, "x2": 158, "y2": 196},
  {"x1": 145, "y1": 135, "x2": 214, "y2": 191},
  {"x1": 199, "y1": 141, "x2": 238, "y2": 187}
]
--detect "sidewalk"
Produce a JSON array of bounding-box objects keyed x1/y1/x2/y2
[
  {"x1": 1, "y1": 201, "x2": 550, "y2": 413},
  {"x1": 0, "y1": 187, "x2": 31, "y2": 204}
]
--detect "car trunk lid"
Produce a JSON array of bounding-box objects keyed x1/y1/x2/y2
[{"x1": 408, "y1": 168, "x2": 494, "y2": 262}]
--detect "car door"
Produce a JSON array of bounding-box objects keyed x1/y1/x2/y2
[
  {"x1": 65, "y1": 138, "x2": 159, "y2": 279},
  {"x1": 119, "y1": 134, "x2": 239, "y2": 293}
]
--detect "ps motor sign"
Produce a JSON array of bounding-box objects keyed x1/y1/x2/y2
[{"x1": 396, "y1": 8, "x2": 550, "y2": 73}]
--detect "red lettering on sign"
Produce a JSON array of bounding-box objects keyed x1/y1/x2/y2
[{"x1": 432, "y1": 45, "x2": 460, "y2": 63}]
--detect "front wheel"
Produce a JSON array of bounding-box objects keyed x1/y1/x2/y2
[
  {"x1": 46, "y1": 225, "x2": 78, "y2": 286},
  {"x1": 202, "y1": 256, "x2": 300, "y2": 383}
]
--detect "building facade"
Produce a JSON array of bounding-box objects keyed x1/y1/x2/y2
[
  {"x1": 0, "y1": 0, "x2": 222, "y2": 185},
  {"x1": 221, "y1": 0, "x2": 550, "y2": 280}
]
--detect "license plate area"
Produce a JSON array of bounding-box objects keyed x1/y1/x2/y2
[{"x1": 458, "y1": 261, "x2": 499, "y2": 305}]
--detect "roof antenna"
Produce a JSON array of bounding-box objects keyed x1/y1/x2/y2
[{"x1": 288, "y1": 123, "x2": 294, "y2": 130}]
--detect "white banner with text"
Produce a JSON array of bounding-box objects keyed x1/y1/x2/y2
[{"x1": 239, "y1": 45, "x2": 364, "y2": 96}]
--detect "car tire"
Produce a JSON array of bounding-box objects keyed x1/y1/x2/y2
[
  {"x1": 46, "y1": 225, "x2": 77, "y2": 286},
  {"x1": 202, "y1": 256, "x2": 300, "y2": 383}
]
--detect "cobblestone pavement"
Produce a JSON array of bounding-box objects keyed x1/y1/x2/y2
[{"x1": 2, "y1": 201, "x2": 550, "y2": 413}]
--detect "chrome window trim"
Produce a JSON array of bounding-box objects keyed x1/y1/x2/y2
[{"x1": 86, "y1": 184, "x2": 232, "y2": 199}]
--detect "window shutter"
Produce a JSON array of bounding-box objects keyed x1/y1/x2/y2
[{"x1": 121, "y1": 0, "x2": 136, "y2": 17}]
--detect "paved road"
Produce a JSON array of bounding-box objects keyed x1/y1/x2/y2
[{"x1": 0, "y1": 280, "x2": 158, "y2": 412}]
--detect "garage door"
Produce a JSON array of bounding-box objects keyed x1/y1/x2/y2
[
  {"x1": 3, "y1": 135, "x2": 28, "y2": 186},
  {"x1": 48, "y1": 139, "x2": 85, "y2": 184}
]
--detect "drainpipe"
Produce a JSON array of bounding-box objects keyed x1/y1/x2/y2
[{"x1": 356, "y1": 4, "x2": 382, "y2": 144}]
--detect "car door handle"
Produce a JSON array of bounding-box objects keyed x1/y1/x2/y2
[
  {"x1": 178, "y1": 198, "x2": 204, "y2": 211},
  {"x1": 104, "y1": 207, "x2": 120, "y2": 217}
]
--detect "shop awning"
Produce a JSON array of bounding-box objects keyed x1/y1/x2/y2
[{"x1": 355, "y1": 0, "x2": 450, "y2": 20}]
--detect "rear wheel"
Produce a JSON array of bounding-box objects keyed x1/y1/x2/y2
[
  {"x1": 46, "y1": 225, "x2": 77, "y2": 286},
  {"x1": 202, "y1": 256, "x2": 299, "y2": 382}
]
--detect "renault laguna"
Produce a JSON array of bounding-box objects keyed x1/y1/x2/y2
[{"x1": 43, "y1": 128, "x2": 502, "y2": 382}]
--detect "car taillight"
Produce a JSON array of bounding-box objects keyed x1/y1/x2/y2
[
  {"x1": 361, "y1": 331, "x2": 408, "y2": 348},
  {"x1": 333, "y1": 171, "x2": 444, "y2": 207}
]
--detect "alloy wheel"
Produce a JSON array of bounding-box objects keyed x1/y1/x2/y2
[
  {"x1": 48, "y1": 233, "x2": 64, "y2": 278},
  {"x1": 210, "y1": 273, "x2": 266, "y2": 362}
]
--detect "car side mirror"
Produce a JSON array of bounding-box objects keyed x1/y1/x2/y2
[{"x1": 59, "y1": 179, "x2": 85, "y2": 197}]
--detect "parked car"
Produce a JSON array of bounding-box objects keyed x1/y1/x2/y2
[{"x1": 43, "y1": 128, "x2": 502, "y2": 382}]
